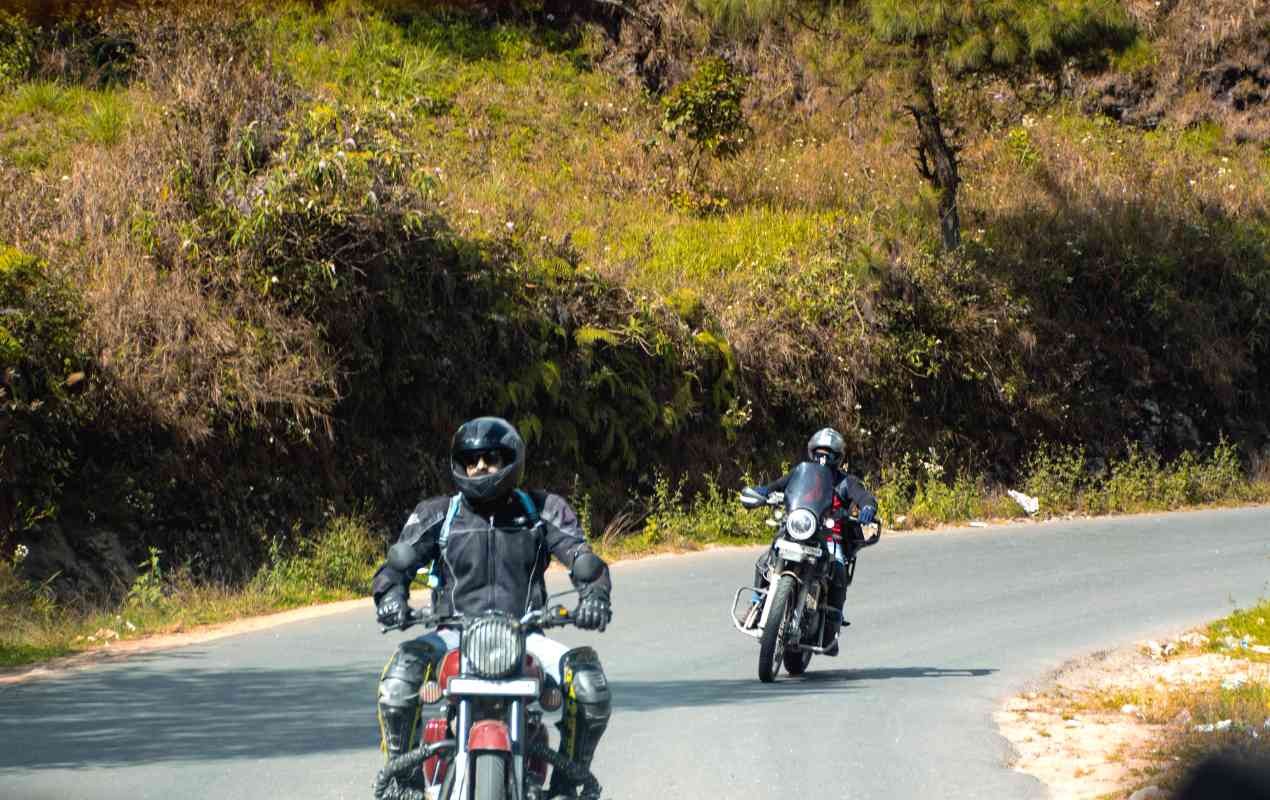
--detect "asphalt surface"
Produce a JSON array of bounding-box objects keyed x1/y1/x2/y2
[{"x1": 2, "y1": 506, "x2": 1268, "y2": 800}]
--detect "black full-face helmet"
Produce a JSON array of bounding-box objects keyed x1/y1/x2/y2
[
  {"x1": 806, "y1": 427, "x2": 846, "y2": 469},
  {"x1": 450, "y1": 416, "x2": 526, "y2": 504}
]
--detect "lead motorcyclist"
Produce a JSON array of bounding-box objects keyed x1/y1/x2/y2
[
  {"x1": 743, "y1": 427, "x2": 877, "y2": 656},
  {"x1": 372, "y1": 416, "x2": 613, "y2": 797}
]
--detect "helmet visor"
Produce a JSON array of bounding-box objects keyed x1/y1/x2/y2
[
  {"x1": 811, "y1": 447, "x2": 840, "y2": 467},
  {"x1": 456, "y1": 448, "x2": 509, "y2": 476}
]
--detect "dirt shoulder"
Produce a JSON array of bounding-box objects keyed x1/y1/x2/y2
[
  {"x1": 997, "y1": 632, "x2": 1269, "y2": 799},
  {"x1": 0, "y1": 596, "x2": 372, "y2": 686}
]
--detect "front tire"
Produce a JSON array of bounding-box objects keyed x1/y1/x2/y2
[
  {"x1": 758, "y1": 575, "x2": 796, "y2": 683},
  {"x1": 784, "y1": 645, "x2": 812, "y2": 676},
  {"x1": 473, "y1": 753, "x2": 508, "y2": 800}
]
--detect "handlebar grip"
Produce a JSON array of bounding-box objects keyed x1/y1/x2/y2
[{"x1": 545, "y1": 605, "x2": 574, "y2": 627}]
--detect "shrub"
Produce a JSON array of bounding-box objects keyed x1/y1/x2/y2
[
  {"x1": 125, "y1": 546, "x2": 164, "y2": 609},
  {"x1": 255, "y1": 514, "x2": 381, "y2": 600},
  {"x1": 1023, "y1": 443, "x2": 1087, "y2": 518},
  {"x1": 661, "y1": 55, "x2": 750, "y2": 202},
  {"x1": 0, "y1": 12, "x2": 34, "y2": 90},
  {"x1": 662, "y1": 56, "x2": 750, "y2": 161},
  {"x1": 0, "y1": 247, "x2": 90, "y2": 545},
  {"x1": 623, "y1": 471, "x2": 767, "y2": 554}
]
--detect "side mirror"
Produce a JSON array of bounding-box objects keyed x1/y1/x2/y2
[{"x1": 387, "y1": 542, "x2": 417, "y2": 572}]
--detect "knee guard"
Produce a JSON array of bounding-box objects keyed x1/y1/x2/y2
[
  {"x1": 550, "y1": 647, "x2": 610, "y2": 794},
  {"x1": 377, "y1": 639, "x2": 441, "y2": 759}
]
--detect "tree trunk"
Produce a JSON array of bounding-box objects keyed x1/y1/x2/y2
[{"x1": 906, "y1": 59, "x2": 961, "y2": 252}]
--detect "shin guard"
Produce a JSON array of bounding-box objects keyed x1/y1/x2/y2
[{"x1": 549, "y1": 647, "x2": 611, "y2": 796}]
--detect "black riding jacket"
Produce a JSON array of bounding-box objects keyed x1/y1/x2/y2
[
  {"x1": 371, "y1": 490, "x2": 611, "y2": 617},
  {"x1": 761, "y1": 466, "x2": 877, "y2": 512}
]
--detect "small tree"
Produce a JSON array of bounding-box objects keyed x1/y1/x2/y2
[
  {"x1": 662, "y1": 56, "x2": 751, "y2": 198},
  {"x1": 702, "y1": 0, "x2": 1136, "y2": 250}
]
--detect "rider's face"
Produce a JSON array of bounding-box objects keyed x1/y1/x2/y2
[{"x1": 462, "y1": 450, "x2": 504, "y2": 478}]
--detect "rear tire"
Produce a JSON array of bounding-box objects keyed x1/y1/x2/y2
[
  {"x1": 473, "y1": 753, "x2": 508, "y2": 800},
  {"x1": 758, "y1": 575, "x2": 796, "y2": 683}
]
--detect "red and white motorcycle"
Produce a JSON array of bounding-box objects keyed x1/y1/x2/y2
[{"x1": 373, "y1": 596, "x2": 600, "y2": 800}]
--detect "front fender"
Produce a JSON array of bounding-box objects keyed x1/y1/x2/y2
[{"x1": 467, "y1": 720, "x2": 511, "y2": 752}]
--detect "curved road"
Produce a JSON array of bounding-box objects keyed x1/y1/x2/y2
[{"x1": 2, "y1": 506, "x2": 1268, "y2": 799}]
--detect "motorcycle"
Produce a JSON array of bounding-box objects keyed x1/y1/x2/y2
[
  {"x1": 730, "y1": 462, "x2": 881, "y2": 682},
  {"x1": 374, "y1": 547, "x2": 601, "y2": 800}
]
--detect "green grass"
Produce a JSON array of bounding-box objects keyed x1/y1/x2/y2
[
  {"x1": 0, "y1": 514, "x2": 381, "y2": 669},
  {"x1": 1209, "y1": 599, "x2": 1270, "y2": 662},
  {"x1": 0, "y1": 80, "x2": 136, "y2": 168},
  {"x1": 609, "y1": 207, "x2": 849, "y2": 296}
]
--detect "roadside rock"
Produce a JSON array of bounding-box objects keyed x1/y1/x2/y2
[{"x1": 16, "y1": 524, "x2": 137, "y2": 597}]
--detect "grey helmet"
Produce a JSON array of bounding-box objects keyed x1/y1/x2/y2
[
  {"x1": 806, "y1": 427, "x2": 846, "y2": 469},
  {"x1": 450, "y1": 416, "x2": 526, "y2": 504}
]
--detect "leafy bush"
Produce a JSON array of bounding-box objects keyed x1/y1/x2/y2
[
  {"x1": 255, "y1": 514, "x2": 381, "y2": 600},
  {"x1": 615, "y1": 471, "x2": 767, "y2": 555},
  {"x1": 0, "y1": 247, "x2": 90, "y2": 544},
  {"x1": 1023, "y1": 443, "x2": 1088, "y2": 517},
  {"x1": 0, "y1": 12, "x2": 34, "y2": 90},
  {"x1": 662, "y1": 56, "x2": 749, "y2": 161},
  {"x1": 661, "y1": 55, "x2": 750, "y2": 206},
  {"x1": 125, "y1": 546, "x2": 164, "y2": 609}
]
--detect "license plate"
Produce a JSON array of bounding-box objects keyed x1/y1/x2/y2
[
  {"x1": 776, "y1": 540, "x2": 821, "y2": 561},
  {"x1": 805, "y1": 592, "x2": 818, "y2": 610},
  {"x1": 446, "y1": 677, "x2": 540, "y2": 697}
]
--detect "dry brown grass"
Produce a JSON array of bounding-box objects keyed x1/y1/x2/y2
[{"x1": 0, "y1": 5, "x2": 336, "y2": 442}]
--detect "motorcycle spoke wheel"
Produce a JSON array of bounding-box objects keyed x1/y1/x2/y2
[
  {"x1": 758, "y1": 575, "x2": 796, "y2": 683},
  {"x1": 474, "y1": 753, "x2": 509, "y2": 800}
]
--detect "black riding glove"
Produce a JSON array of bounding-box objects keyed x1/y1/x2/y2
[
  {"x1": 575, "y1": 586, "x2": 612, "y2": 632},
  {"x1": 376, "y1": 587, "x2": 408, "y2": 628}
]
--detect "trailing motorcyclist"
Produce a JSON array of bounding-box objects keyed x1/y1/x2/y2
[
  {"x1": 372, "y1": 416, "x2": 613, "y2": 798},
  {"x1": 744, "y1": 427, "x2": 877, "y2": 656}
]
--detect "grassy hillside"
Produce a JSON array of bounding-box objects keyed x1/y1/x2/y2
[{"x1": 0, "y1": 0, "x2": 1267, "y2": 600}]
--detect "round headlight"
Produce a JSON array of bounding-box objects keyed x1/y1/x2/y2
[
  {"x1": 786, "y1": 508, "x2": 818, "y2": 540},
  {"x1": 463, "y1": 615, "x2": 524, "y2": 678}
]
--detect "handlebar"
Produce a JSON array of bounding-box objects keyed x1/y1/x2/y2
[{"x1": 380, "y1": 604, "x2": 578, "y2": 634}]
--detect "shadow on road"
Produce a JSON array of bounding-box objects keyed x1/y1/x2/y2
[
  {"x1": 610, "y1": 666, "x2": 996, "y2": 712},
  {"x1": 0, "y1": 649, "x2": 377, "y2": 770}
]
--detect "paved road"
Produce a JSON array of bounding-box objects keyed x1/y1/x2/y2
[{"x1": 2, "y1": 506, "x2": 1268, "y2": 799}]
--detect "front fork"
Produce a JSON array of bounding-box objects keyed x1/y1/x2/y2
[
  {"x1": 759, "y1": 560, "x2": 811, "y2": 644},
  {"x1": 762, "y1": 560, "x2": 827, "y2": 650},
  {"x1": 449, "y1": 696, "x2": 529, "y2": 800}
]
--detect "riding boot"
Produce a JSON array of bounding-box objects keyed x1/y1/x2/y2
[
  {"x1": 548, "y1": 648, "x2": 611, "y2": 799},
  {"x1": 822, "y1": 608, "x2": 843, "y2": 657},
  {"x1": 824, "y1": 565, "x2": 848, "y2": 657}
]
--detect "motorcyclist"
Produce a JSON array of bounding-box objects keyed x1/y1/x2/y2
[
  {"x1": 743, "y1": 427, "x2": 877, "y2": 656},
  {"x1": 372, "y1": 416, "x2": 613, "y2": 797}
]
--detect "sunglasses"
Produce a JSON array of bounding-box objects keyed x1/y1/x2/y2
[{"x1": 458, "y1": 450, "x2": 505, "y2": 469}]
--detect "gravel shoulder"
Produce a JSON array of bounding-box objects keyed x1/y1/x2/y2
[{"x1": 997, "y1": 632, "x2": 1269, "y2": 799}]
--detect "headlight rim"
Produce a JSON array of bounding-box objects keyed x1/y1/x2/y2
[{"x1": 785, "y1": 508, "x2": 818, "y2": 541}]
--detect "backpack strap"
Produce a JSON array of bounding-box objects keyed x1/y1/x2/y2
[
  {"x1": 427, "y1": 494, "x2": 464, "y2": 588},
  {"x1": 439, "y1": 494, "x2": 462, "y2": 547},
  {"x1": 513, "y1": 488, "x2": 540, "y2": 525}
]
